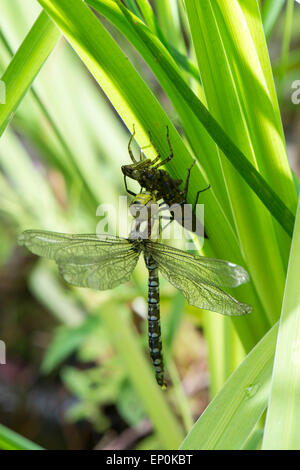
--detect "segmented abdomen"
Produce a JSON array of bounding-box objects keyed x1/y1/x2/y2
[{"x1": 144, "y1": 252, "x2": 166, "y2": 387}]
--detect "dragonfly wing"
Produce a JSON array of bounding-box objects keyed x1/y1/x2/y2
[
  {"x1": 18, "y1": 230, "x2": 129, "y2": 260},
  {"x1": 156, "y1": 267, "x2": 251, "y2": 315},
  {"x1": 19, "y1": 230, "x2": 140, "y2": 290},
  {"x1": 148, "y1": 241, "x2": 249, "y2": 288},
  {"x1": 148, "y1": 243, "x2": 252, "y2": 315}
]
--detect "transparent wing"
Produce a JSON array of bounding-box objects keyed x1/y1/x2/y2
[
  {"x1": 58, "y1": 250, "x2": 140, "y2": 290},
  {"x1": 148, "y1": 242, "x2": 251, "y2": 315},
  {"x1": 18, "y1": 230, "x2": 140, "y2": 290},
  {"x1": 18, "y1": 230, "x2": 129, "y2": 260}
]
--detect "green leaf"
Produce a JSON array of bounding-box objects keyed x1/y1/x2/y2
[
  {"x1": 262, "y1": 195, "x2": 300, "y2": 449},
  {"x1": 0, "y1": 424, "x2": 43, "y2": 450},
  {"x1": 180, "y1": 322, "x2": 278, "y2": 450},
  {"x1": 121, "y1": 0, "x2": 201, "y2": 82},
  {"x1": 0, "y1": 11, "x2": 60, "y2": 136}
]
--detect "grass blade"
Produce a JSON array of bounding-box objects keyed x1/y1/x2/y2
[
  {"x1": 0, "y1": 424, "x2": 43, "y2": 450},
  {"x1": 180, "y1": 323, "x2": 278, "y2": 450},
  {"x1": 262, "y1": 195, "x2": 300, "y2": 449}
]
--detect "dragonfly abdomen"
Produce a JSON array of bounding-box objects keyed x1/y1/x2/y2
[{"x1": 144, "y1": 253, "x2": 166, "y2": 388}]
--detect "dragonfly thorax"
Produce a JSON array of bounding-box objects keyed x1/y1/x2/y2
[
  {"x1": 129, "y1": 192, "x2": 159, "y2": 218},
  {"x1": 129, "y1": 192, "x2": 160, "y2": 241}
]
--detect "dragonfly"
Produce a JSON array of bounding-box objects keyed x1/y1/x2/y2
[
  {"x1": 121, "y1": 125, "x2": 209, "y2": 237},
  {"x1": 18, "y1": 192, "x2": 252, "y2": 387}
]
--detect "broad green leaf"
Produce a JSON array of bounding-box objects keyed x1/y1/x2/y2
[
  {"x1": 0, "y1": 11, "x2": 60, "y2": 136},
  {"x1": 180, "y1": 323, "x2": 278, "y2": 450},
  {"x1": 239, "y1": 1, "x2": 282, "y2": 124},
  {"x1": 126, "y1": 0, "x2": 200, "y2": 82},
  {"x1": 123, "y1": 0, "x2": 141, "y2": 19},
  {"x1": 242, "y1": 427, "x2": 263, "y2": 450},
  {"x1": 204, "y1": 313, "x2": 245, "y2": 396},
  {"x1": 262, "y1": 195, "x2": 300, "y2": 449},
  {"x1": 155, "y1": 0, "x2": 185, "y2": 52}
]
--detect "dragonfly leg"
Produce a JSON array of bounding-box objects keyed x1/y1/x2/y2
[
  {"x1": 157, "y1": 202, "x2": 180, "y2": 232},
  {"x1": 193, "y1": 184, "x2": 211, "y2": 214},
  {"x1": 128, "y1": 124, "x2": 137, "y2": 163},
  {"x1": 158, "y1": 201, "x2": 170, "y2": 210},
  {"x1": 139, "y1": 149, "x2": 145, "y2": 161},
  {"x1": 161, "y1": 214, "x2": 174, "y2": 233},
  {"x1": 192, "y1": 184, "x2": 210, "y2": 238},
  {"x1": 152, "y1": 126, "x2": 174, "y2": 169},
  {"x1": 148, "y1": 129, "x2": 161, "y2": 165},
  {"x1": 183, "y1": 159, "x2": 196, "y2": 201}
]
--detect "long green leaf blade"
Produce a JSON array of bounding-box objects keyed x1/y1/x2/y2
[
  {"x1": 0, "y1": 11, "x2": 60, "y2": 136},
  {"x1": 180, "y1": 323, "x2": 278, "y2": 450},
  {"x1": 0, "y1": 424, "x2": 43, "y2": 450}
]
